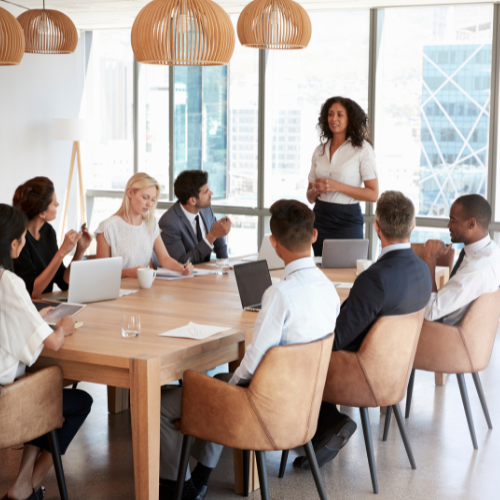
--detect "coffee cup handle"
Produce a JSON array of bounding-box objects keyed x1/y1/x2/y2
[{"x1": 153, "y1": 270, "x2": 157, "y2": 279}]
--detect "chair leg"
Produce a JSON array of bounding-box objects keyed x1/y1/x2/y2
[
  {"x1": 456, "y1": 374, "x2": 478, "y2": 450},
  {"x1": 278, "y1": 450, "x2": 289, "y2": 479},
  {"x1": 359, "y1": 407, "x2": 378, "y2": 494},
  {"x1": 243, "y1": 449, "x2": 250, "y2": 496},
  {"x1": 392, "y1": 403, "x2": 416, "y2": 469},
  {"x1": 405, "y1": 369, "x2": 416, "y2": 419},
  {"x1": 71, "y1": 382, "x2": 78, "y2": 390},
  {"x1": 47, "y1": 430, "x2": 68, "y2": 500},
  {"x1": 471, "y1": 372, "x2": 493, "y2": 429},
  {"x1": 174, "y1": 435, "x2": 195, "y2": 500},
  {"x1": 255, "y1": 451, "x2": 269, "y2": 500},
  {"x1": 382, "y1": 406, "x2": 392, "y2": 442},
  {"x1": 304, "y1": 441, "x2": 328, "y2": 500}
]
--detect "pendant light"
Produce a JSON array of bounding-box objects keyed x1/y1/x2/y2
[
  {"x1": 131, "y1": 0, "x2": 235, "y2": 66},
  {"x1": 237, "y1": 0, "x2": 311, "y2": 50},
  {"x1": 0, "y1": 6, "x2": 25, "y2": 65},
  {"x1": 17, "y1": 0, "x2": 78, "y2": 54}
]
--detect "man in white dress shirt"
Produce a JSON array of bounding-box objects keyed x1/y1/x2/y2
[
  {"x1": 424, "y1": 194, "x2": 500, "y2": 325},
  {"x1": 158, "y1": 199, "x2": 340, "y2": 500}
]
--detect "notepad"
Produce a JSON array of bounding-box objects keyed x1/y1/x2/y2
[
  {"x1": 119, "y1": 289, "x2": 139, "y2": 296},
  {"x1": 332, "y1": 282, "x2": 354, "y2": 289},
  {"x1": 158, "y1": 322, "x2": 231, "y2": 340}
]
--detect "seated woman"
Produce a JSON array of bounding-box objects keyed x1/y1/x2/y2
[
  {"x1": 0, "y1": 204, "x2": 93, "y2": 500},
  {"x1": 13, "y1": 177, "x2": 92, "y2": 299},
  {"x1": 96, "y1": 172, "x2": 193, "y2": 278}
]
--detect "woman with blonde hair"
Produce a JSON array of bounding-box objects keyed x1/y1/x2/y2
[{"x1": 96, "y1": 173, "x2": 193, "y2": 278}]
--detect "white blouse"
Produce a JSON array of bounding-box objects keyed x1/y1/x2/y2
[
  {"x1": 308, "y1": 139, "x2": 378, "y2": 205},
  {"x1": 96, "y1": 215, "x2": 160, "y2": 269},
  {"x1": 0, "y1": 269, "x2": 53, "y2": 386}
]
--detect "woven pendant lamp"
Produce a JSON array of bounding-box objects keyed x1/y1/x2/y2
[
  {"x1": 237, "y1": 0, "x2": 311, "y2": 49},
  {"x1": 131, "y1": 0, "x2": 235, "y2": 66},
  {"x1": 0, "y1": 6, "x2": 25, "y2": 65},
  {"x1": 17, "y1": 0, "x2": 78, "y2": 54}
]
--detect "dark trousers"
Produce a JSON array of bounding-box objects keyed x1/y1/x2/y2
[
  {"x1": 313, "y1": 402, "x2": 345, "y2": 444},
  {"x1": 28, "y1": 388, "x2": 93, "y2": 455}
]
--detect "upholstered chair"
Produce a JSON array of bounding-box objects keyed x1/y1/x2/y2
[
  {"x1": 411, "y1": 243, "x2": 455, "y2": 273},
  {"x1": 386, "y1": 289, "x2": 500, "y2": 450},
  {"x1": 174, "y1": 333, "x2": 335, "y2": 500},
  {"x1": 280, "y1": 310, "x2": 425, "y2": 494},
  {"x1": 0, "y1": 366, "x2": 69, "y2": 500}
]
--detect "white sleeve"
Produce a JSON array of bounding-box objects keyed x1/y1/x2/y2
[
  {"x1": 308, "y1": 147, "x2": 320, "y2": 184},
  {"x1": 0, "y1": 272, "x2": 53, "y2": 366},
  {"x1": 359, "y1": 142, "x2": 378, "y2": 182},
  {"x1": 95, "y1": 217, "x2": 113, "y2": 246},
  {"x1": 230, "y1": 286, "x2": 288, "y2": 385}
]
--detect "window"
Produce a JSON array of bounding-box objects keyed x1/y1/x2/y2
[{"x1": 214, "y1": 213, "x2": 258, "y2": 256}]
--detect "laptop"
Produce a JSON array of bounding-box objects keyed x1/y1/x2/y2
[
  {"x1": 321, "y1": 239, "x2": 369, "y2": 268},
  {"x1": 48, "y1": 257, "x2": 123, "y2": 304},
  {"x1": 242, "y1": 234, "x2": 285, "y2": 270},
  {"x1": 233, "y1": 260, "x2": 273, "y2": 312}
]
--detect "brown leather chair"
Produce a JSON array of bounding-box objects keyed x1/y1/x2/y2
[
  {"x1": 281, "y1": 310, "x2": 426, "y2": 494},
  {"x1": 0, "y1": 367, "x2": 69, "y2": 500},
  {"x1": 174, "y1": 333, "x2": 335, "y2": 500},
  {"x1": 411, "y1": 243, "x2": 455, "y2": 273},
  {"x1": 387, "y1": 290, "x2": 500, "y2": 450}
]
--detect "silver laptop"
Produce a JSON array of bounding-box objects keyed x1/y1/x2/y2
[
  {"x1": 321, "y1": 239, "x2": 369, "y2": 268},
  {"x1": 233, "y1": 260, "x2": 273, "y2": 312},
  {"x1": 49, "y1": 257, "x2": 123, "y2": 304}
]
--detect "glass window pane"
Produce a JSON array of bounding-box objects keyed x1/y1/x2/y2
[
  {"x1": 83, "y1": 30, "x2": 134, "y2": 191},
  {"x1": 264, "y1": 10, "x2": 370, "y2": 207},
  {"x1": 214, "y1": 213, "x2": 258, "y2": 257},
  {"x1": 376, "y1": 5, "x2": 492, "y2": 217}
]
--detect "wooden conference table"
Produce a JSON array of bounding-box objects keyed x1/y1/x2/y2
[{"x1": 33, "y1": 262, "x2": 449, "y2": 500}]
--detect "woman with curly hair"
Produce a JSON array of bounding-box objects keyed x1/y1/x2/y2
[{"x1": 307, "y1": 97, "x2": 379, "y2": 256}]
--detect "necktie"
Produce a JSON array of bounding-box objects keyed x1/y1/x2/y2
[
  {"x1": 449, "y1": 248, "x2": 465, "y2": 279},
  {"x1": 194, "y1": 215, "x2": 203, "y2": 243}
]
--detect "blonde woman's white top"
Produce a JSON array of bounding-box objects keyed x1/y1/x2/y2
[
  {"x1": 96, "y1": 215, "x2": 160, "y2": 269},
  {"x1": 0, "y1": 269, "x2": 53, "y2": 386},
  {"x1": 308, "y1": 139, "x2": 378, "y2": 205}
]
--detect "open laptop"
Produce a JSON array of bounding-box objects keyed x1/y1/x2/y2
[
  {"x1": 48, "y1": 257, "x2": 123, "y2": 304},
  {"x1": 242, "y1": 234, "x2": 285, "y2": 270},
  {"x1": 233, "y1": 260, "x2": 273, "y2": 312},
  {"x1": 321, "y1": 239, "x2": 369, "y2": 268}
]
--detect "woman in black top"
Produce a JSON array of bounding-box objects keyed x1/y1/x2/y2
[{"x1": 13, "y1": 177, "x2": 92, "y2": 299}]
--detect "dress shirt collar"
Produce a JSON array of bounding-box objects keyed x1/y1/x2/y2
[
  {"x1": 378, "y1": 242, "x2": 411, "y2": 260},
  {"x1": 282, "y1": 257, "x2": 316, "y2": 281},
  {"x1": 464, "y1": 234, "x2": 491, "y2": 257},
  {"x1": 179, "y1": 203, "x2": 200, "y2": 224}
]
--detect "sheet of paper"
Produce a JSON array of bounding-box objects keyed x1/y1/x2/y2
[
  {"x1": 158, "y1": 322, "x2": 231, "y2": 340},
  {"x1": 333, "y1": 282, "x2": 354, "y2": 289},
  {"x1": 193, "y1": 268, "x2": 217, "y2": 276},
  {"x1": 119, "y1": 289, "x2": 139, "y2": 296}
]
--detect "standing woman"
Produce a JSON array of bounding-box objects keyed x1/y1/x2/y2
[
  {"x1": 13, "y1": 177, "x2": 92, "y2": 299},
  {"x1": 307, "y1": 96, "x2": 379, "y2": 256}
]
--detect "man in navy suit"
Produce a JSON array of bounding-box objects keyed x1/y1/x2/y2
[
  {"x1": 295, "y1": 190, "x2": 432, "y2": 469},
  {"x1": 159, "y1": 170, "x2": 231, "y2": 264}
]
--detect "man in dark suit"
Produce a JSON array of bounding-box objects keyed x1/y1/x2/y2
[
  {"x1": 295, "y1": 190, "x2": 432, "y2": 469},
  {"x1": 159, "y1": 170, "x2": 231, "y2": 264}
]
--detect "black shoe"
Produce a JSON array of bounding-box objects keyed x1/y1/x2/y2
[
  {"x1": 0, "y1": 487, "x2": 45, "y2": 500},
  {"x1": 159, "y1": 480, "x2": 203, "y2": 500},
  {"x1": 196, "y1": 485, "x2": 207, "y2": 499}
]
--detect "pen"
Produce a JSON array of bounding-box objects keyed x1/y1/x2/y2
[{"x1": 184, "y1": 257, "x2": 192, "y2": 268}]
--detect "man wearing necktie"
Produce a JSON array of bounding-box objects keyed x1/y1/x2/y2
[
  {"x1": 424, "y1": 194, "x2": 500, "y2": 326},
  {"x1": 158, "y1": 170, "x2": 231, "y2": 264}
]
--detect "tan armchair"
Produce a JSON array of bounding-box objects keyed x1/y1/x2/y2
[
  {"x1": 388, "y1": 289, "x2": 500, "y2": 450},
  {"x1": 0, "y1": 367, "x2": 69, "y2": 500},
  {"x1": 411, "y1": 242, "x2": 455, "y2": 273},
  {"x1": 174, "y1": 333, "x2": 335, "y2": 500}
]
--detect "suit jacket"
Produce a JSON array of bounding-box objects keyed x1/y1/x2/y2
[
  {"x1": 158, "y1": 202, "x2": 228, "y2": 264},
  {"x1": 333, "y1": 248, "x2": 432, "y2": 352}
]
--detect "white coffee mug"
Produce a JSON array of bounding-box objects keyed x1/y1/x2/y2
[
  {"x1": 137, "y1": 268, "x2": 157, "y2": 289},
  {"x1": 356, "y1": 259, "x2": 372, "y2": 276}
]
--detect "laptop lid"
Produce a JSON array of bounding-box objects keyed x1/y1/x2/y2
[
  {"x1": 257, "y1": 234, "x2": 285, "y2": 270},
  {"x1": 233, "y1": 260, "x2": 273, "y2": 309},
  {"x1": 68, "y1": 257, "x2": 123, "y2": 304},
  {"x1": 322, "y1": 239, "x2": 369, "y2": 268}
]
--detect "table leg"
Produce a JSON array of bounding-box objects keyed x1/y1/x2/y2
[
  {"x1": 233, "y1": 449, "x2": 260, "y2": 495},
  {"x1": 435, "y1": 373, "x2": 447, "y2": 386},
  {"x1": 130, "y1": 355, "x2": 161, "y2": 500},
  {"x1": 107, "y1": 387, "x2": 130, "y2": 414},
  {"x1": 228, "y1": 340, "x2": 246, "y2": 373}
]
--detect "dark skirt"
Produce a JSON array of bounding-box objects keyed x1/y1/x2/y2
[{"x1": 313, "y1": 199, "x2": 364, "y2": 256}]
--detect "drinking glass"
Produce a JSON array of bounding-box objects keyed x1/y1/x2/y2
[
  {"x1": 122, "y1": 314, "x2": 141, "y2": 338},
  {"x1": 215, "y1": 258, "x2": 230, "y2": 276}
]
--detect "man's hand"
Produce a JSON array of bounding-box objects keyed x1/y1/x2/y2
[
  {"x1": 424, "y1": 239, "x2": 452, "y2": 264},
  {"x1": 206, "y1": 217, "x2": 232, "y2": 245}
]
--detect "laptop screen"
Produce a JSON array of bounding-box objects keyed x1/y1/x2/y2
[{"x1": 233, "y1": 260, "x2": 273, "y2": 308}]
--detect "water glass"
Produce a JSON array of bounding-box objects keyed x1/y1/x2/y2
[
  {"x1": 122, "y1": 314, "x2": 141, "y2": 338},
  {"x1": 215, "y1": 258, "x2": 230, "y2": 276}
]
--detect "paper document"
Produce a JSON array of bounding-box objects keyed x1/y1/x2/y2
[
  {"x1": 333, "y1": 282, "x2": 353, "y2": 289},
  {"x1": 193, "y1": 268, "x2": 217, "y2": 276},
  {"x1": 119, "y1": 289, "x2": 139, "y2": 296},
  {"x1": 156, "y1": 268, "x2": 194, "y2": 280},
  {"x1": 158, "y1": 322, "x2": 231, "y2": 340}
]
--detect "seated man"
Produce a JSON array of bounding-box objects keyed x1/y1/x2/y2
[
  {"x1": 423, "y1": 194, "x2": 500, "y2": 325},
  {"x1": 159, "y1": 170, "x2": 231, "y2": 264},
  {"x1": 159, "y1": 199, "x2": 340, "y2": 500},
  {"x1": 295, "y1": 190, "x2": 432, "y2": 469}
]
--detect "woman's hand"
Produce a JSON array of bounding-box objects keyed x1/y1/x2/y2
[
  {"x1": 314, "y1": 178, "x2": 339, "y2": 194},
  {"x1": 39, "y1": 306, "x2": 55, "y2": 319},
  {"x1": 76, "y1": 224, "x2": 92, "y2": 253},
  {"x1": 60, "y1": 230, "x2": 82, "y2": 257},
  {"x1": 180, "y1": 262, "x2": 193, "y2": 276},
  {"x1": 55, "y1": 316, "x2": 75, "y2": 337}
]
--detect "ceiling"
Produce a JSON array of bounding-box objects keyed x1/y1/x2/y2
[{"x1": 0, "y1": 0, "x2": 495, "y2": 30}]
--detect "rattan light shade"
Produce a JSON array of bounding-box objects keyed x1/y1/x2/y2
[
  {"x1": 17, "y1": 8, "x2": 78, "y2": 54},
  {"x1": 0, "y1": 6, "x2": 25, "y2": 65},
  {"x1": 131, "y1": 0, "x2": 235, "y2": 66},
  {"x1": 237, "y1": 0, "x2": 311, "y2": 49}
]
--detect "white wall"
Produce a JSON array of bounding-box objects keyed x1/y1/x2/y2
[{"x1": 0, "y1": 1, "x2": 86, "y2": 234}]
